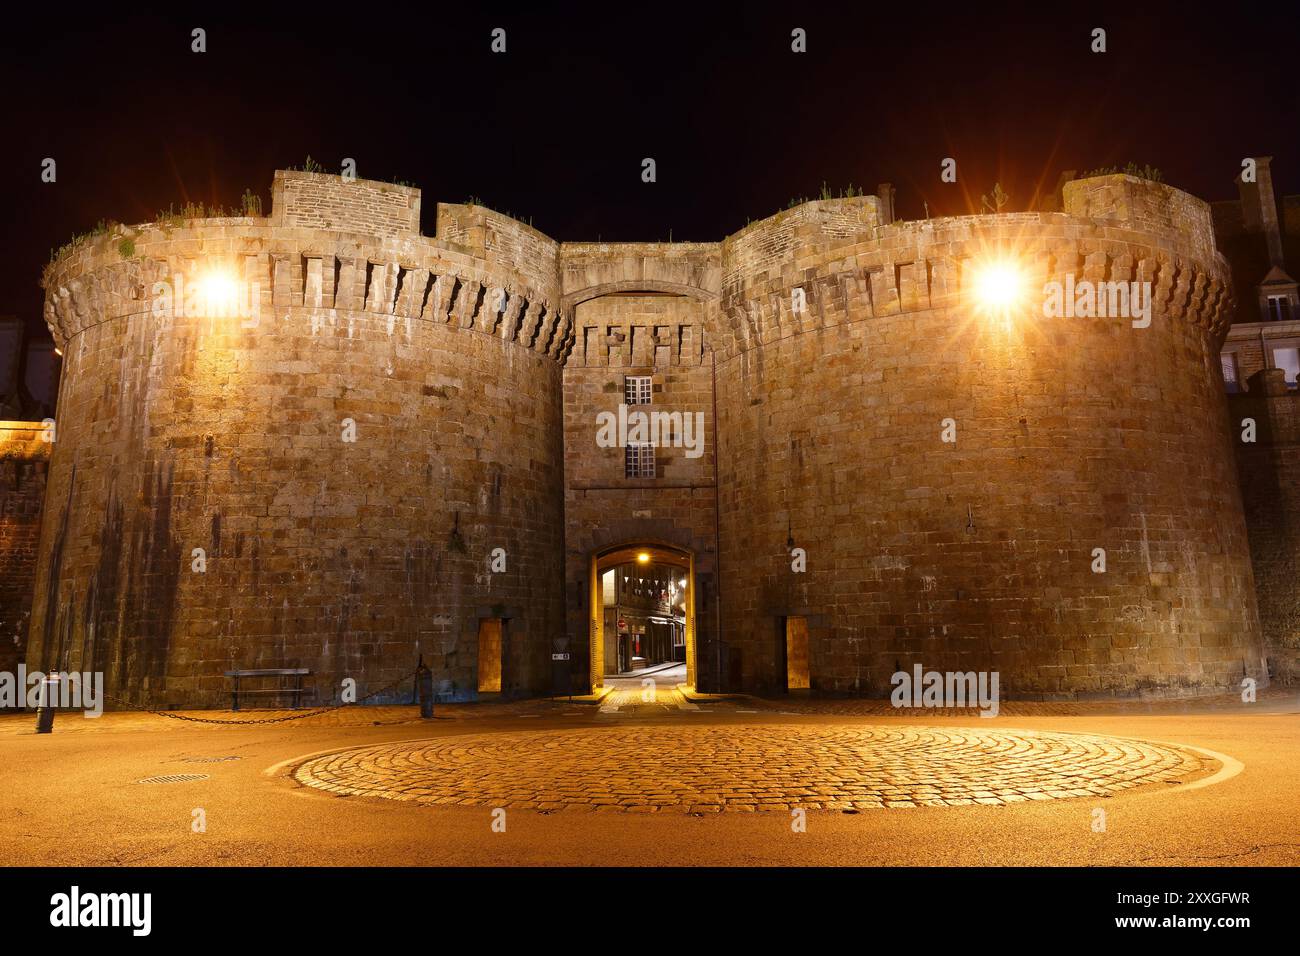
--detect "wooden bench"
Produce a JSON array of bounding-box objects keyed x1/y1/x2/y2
[{"x1": 223, "y1": 668, "x2": 310, "y2": 711}]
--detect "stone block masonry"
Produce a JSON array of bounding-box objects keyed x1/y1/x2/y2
[
  {"x1": 561, "y1": 292, "x2": 720, "y2": 689},
  {"x1": 270, "y1": 170, "x2": 421, "y2": 237},
  {"x1": 714, "y1": 176, "x2": 1263, "y2": 698},
  {"x1": 34, "y1": 171, "x2": 567, "y2": 707},
  {"x1": 27, "y1": 170, "x2": 1278, "y2": 706}
]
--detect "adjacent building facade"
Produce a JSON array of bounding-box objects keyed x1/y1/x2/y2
[
  {"x1": 1, "y1": 317, "x2": 56, "y2": 679},
  {"x1": 1214, "y1": 157, "x2": 1300, "y2": 682}
]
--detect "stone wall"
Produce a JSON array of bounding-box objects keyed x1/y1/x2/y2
[
  {"x1": 559, "y1": 242, "x2": 721, "y2": 307},
  {"x1": 271, "y1": 170, "x2": 421, "y2": 237},
  {"x1": 1063, "y1": 175, "x2": 1219, "y2": 262},
  {"x1": 0, "y1": 421, "x2": 49, "y2": 676},
  {"x1": 437, "y1": 204, "x2": 560, "y2": 301},
  {"x1": 561, "y1": 293, "x2": 720, "y2": 689},
  {"x1": 713, "y1": 179, "x2": 1263, "y2": 698},
  {"x1": 32, "y1": 171, "x2": 569, "y2": 707},
  {"x1": 30, "y1": 168, "x2": 1274, "y2": 705},
  {"x1": 1230, "y1": 369, "x2": 1300, "y2": 682}
]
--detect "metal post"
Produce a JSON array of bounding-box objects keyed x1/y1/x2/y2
[
  {"x1": 34, "y1": 674, "x2": 60, "y2": 734},
  {"x1": 416, "y1": 655, "x2": 434, "y2": 719},
  {"x1": 709, "y1": 343, "x2": 723, "y2": 693}
]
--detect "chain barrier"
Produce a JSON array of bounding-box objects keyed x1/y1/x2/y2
[{"x1": 101, "y1": 669, "x2": 419, "y2": 725}]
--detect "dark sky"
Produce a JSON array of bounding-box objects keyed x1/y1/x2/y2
[{"x1": 2, "y1": 3, "x2": 1298, "y2": 346}]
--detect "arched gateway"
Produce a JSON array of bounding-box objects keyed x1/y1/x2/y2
[
  {"x1": 558, "y1": 244, "x2": 722, "y2": 695},
  {"x1": 588, "y1": 543, "x2": 697, "y2": 691}
]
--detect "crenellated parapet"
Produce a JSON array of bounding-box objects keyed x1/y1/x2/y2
[
  {"x1": 436, "y1": 202, "x2": 561, "y2": 300},
  {"x1": 559, "y1": 242, "x2": 722, "y2": 309},
  {"x1": 714, "y1": 177, "x2": 1234, "y2": 363},
  {"x1": 721, "y1": 195, "x2": 882, "y2": 293},
  {"x1": 50, "y1": 172, "x2": 1227, "y2": 373},
  {"x1": 42, "y1": 171, "x2": 574, "y2": 364},
  {"x1": 1061, "y1": 174, "x2": 1219, "y2": 260},
  {"x1": 270, "y1": 170, "x2": 421, "y2": 236}
]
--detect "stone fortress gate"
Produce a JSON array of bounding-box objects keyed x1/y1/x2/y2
[{"x1": 28, "y1": 169, "x2": 1269, "y2": 706}]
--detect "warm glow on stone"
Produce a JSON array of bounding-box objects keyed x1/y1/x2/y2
[
  {"x1": 198, "y1": 269, "x2": 239, "y2": 317},
  {"x1": 974, "y1": 260, "x2": 1026, "y2": 310}
]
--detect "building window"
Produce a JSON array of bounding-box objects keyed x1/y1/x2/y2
[
  {"x1": 625, "y1": 375, "x2": 653, "y2": 406},
  {"x1": 625, "y1": 442, "x2": 656, "y2": 478},
  {"x1": 1266, "y1": 295, "x2": 1292, "y2": 323},
  {"x1": 1221, "y1": 352, "x2": 1240, "y2": 394},
  {"x1": 1272, "y1": 347, "x2": 1300, "y2": 387}
]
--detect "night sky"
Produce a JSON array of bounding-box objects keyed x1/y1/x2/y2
[{"x1": 2, "y1": 3, "x2": 1298, "y2": 346}]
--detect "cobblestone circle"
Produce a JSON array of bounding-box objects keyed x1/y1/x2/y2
[{"x1": 292, "y1": 724, "x2": 1215, "y2": 812}]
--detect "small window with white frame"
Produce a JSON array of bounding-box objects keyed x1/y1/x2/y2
[
  {"x1": 624, "y1": 375, "x2": 653, "y2": 406},
  {"x1": 1221, "y1": 352, "x2": 1240, "y2": 393},
  {"x1": 625, "y1": 442, "x2": 656, "y2": 478},
  {"x1": 1272, "y1": 347, "x2": 1300, "y2": 387},
  {"x1": 1267, "y1": 295, "x2": 1293, "y2": 323}
]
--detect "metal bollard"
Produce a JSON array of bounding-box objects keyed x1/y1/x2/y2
[
  {"x1": 416, "y1": 656, "x2": 434, "y2": 719},
  {"x1": 34, "y1": 674, "x2": 61, "y2": 734}
]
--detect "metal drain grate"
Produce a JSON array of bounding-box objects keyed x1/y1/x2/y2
[
  {"x1": 137, "y1": 773, "x2": 209, "y2": 784},
  {"x1": 176, "y1": 756, "x2": 241, "y2": 763}
]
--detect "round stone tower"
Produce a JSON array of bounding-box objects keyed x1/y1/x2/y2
[
  {"x1": 714, "y1": 175, "x2": 1266, "y2": 698},
  {"x1": 31, "y1": 170, "x2": 569, "y2": 706}
]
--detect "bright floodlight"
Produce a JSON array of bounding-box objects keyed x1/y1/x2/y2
[
  {"x1": 637, "y1": 552, "x2": 651, "y2": 564},
  {"x1": 199, "y1": 270, "x2": 239, "y2": 317},
  {"x1": 974, "y1": 262, "x2": 1025, "y2": 310}
]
